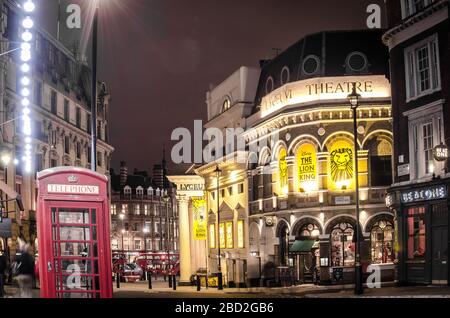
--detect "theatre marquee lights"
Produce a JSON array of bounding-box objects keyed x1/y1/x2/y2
[{"x1": 20, "y1": 0, "x2": 35, "y2": 173}]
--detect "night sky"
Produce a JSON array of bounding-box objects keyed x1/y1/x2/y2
[{"x1": 36, "y1": 0, "x2": 386, "y2": 174}]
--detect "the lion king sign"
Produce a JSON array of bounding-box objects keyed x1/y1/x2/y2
[{"x1": 329, "y1": 140, "x2": 354, "y2": 190}]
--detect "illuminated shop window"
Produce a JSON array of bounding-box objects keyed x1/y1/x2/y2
[
  {"x1": 278, "y1": 148, "x2": 288, "y2": 195},
  {"x1": 226, "y1": 221, "x2": 234, "y2": 249},
  {"x1": 407, "y1": 207, "x2": 426, "y2": 260},
  {"x1": 331, "y1": 222, "x2": 355, "y2": 267},
  {"x1": 296, "y1": 143, "x2": 318, "y2": 192},
  {"x1": 329, "y1": 139, "x2": 355, "y2": 191},
  {"x1": 237, "y1": 220, "x2": 244, "y2": 248},
  {"x1": 371, "y1": 219, "x2": 394, "y2": 264},
  {"x1": 209, "y1": 224, "x2": 216, "y2": 248}
]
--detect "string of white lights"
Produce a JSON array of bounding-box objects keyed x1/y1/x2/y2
[{"x1": 20, "y1": 0, "x2": 35, "y2": 173}]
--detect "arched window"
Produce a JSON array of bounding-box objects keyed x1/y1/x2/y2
[
  {"x1": 330, "y1": 222, "x2": 355, "y2": 267},
  {"x1": 278, "y1": 148, "x2": 288, "y2": 195},
  {"x1": 369, "y1": 139, "x2": 393, "y2": 186},
  {"x1": 371, "y1": 219, "x2": 394, "y2": 264},
  {"x1": 299, "y1": 223, "x2": 320, "y2": 239}
]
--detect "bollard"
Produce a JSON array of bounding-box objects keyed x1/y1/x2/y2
[
  {"x1": 148, "y1": 272, "x2": 152, "y2": 290},
  {"x1": 168, "y1": 274, "x2": 172, "y2": 288},
  {"x1": 116, "y1": 272, "x2": 120, "y2": 289},
  {"x1": 172, "y1": 275, "x2": 176, "y2": 291},
  {"x1": 196, "y1": 275, "x2": 201, "y2": 292}
]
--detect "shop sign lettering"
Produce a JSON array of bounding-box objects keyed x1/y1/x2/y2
[
  {"x1": 401, "y1": 185, "x2": 447, "y2": 203},
  {"x1": 47, "y1": 184, "x2": 100, "y2": 195}
]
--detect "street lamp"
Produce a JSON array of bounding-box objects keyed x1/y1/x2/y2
[
  {"x1": 90, "y1": 0, "x2": 100, "y2": 172},
  {"x1": 250, "y1": 251, "x2": 262, "y2": 287},
  {"x1": 1, "y1": 154, "x2": 11, "y2": 221},
  {"x1": 143, "y1": 227, "x2": 149, "y2": 254},
  {"x1": 348, "y1": 82, "x2": 363, "y2": 295},
  {"x1": 214, "y1": 165, "x2": 223, "y2": 290},
  {"x1": 121, "y1": 229, "x2": 125, "y2": 254}
]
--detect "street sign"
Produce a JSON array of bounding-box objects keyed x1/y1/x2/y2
[
  {"x1": 397, "y1": 164, "x2": 410, "y2": 177},
  {"x1": 434, "y1": 143, "x2": 449, "y2": 161}
]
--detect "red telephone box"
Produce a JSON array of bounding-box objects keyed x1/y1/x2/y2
[{"x1": 36, "y1": 167, "x2": 113, "y2": 298}]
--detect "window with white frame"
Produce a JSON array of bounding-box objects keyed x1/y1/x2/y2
[
  {"x1": 144, "y1": 204, "x2": 149, "y2": 215},
  {"x1": 135, "y1": 204, "x2": 140, "y2": 215},
  {"x1": 136, "y1": 186, "x2": 143, "y2": 197},
  {"x1": 124, "y1": 186, "x2": 131, "y2": 196},
  {"x1": 401, "y1": 0, "x2": 436, "y2": 18},
  {"x1": 111, "y1": 204, "x2": 117, "y2": 215},
  {"x1": 405, "y1": 34, "x2": 440, "y2": 101},
  {"x1": 407, "y1": 102, "x2": 444, "y2": 179},
  {"x1": 121, "y1": 204, "x2": 128, "y2": 214}
]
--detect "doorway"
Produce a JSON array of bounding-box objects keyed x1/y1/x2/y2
[
  {"x1": 431, "y1": 202, "x2": 448, "y2": 284},
  {"x1": 432, "y1": 226, "x2": 448, "y2": 284}
]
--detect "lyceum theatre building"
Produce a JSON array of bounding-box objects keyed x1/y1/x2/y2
[{"x1": 245, "y1": 30, "x2": 395, "y2": 286}]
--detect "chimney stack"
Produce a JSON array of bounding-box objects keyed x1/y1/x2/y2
[{"x1": 120, "y1": 161, "x2": 128, "y2": 187}]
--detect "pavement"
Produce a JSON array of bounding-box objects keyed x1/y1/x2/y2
[
  {"x1": 113, "y1": 279, "x2": 450, "y2": 298},
  {"x1": 2, "y1": 279, "x2": 450, "y2": 298}
]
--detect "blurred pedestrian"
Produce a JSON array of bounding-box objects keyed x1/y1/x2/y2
[
  {"x1": 0, "y1": 251, "x2": 6, "y2": 297},
  {"x1": 12, "y1": 239, "x2": 34, "y2": 298}
]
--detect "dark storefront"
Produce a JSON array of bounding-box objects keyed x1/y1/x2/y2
[{"x1": 387, "y1": 182, "x2": 449, "y2": 285}]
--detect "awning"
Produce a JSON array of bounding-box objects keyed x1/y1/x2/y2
[{"x1": 290, "y1": 240, "x2": 318, "y2": 253}]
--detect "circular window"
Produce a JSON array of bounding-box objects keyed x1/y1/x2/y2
[
  {"x1": 265, "y1": 77, "x2": 274, "y2": 94},
  {"x1": 347, "y1": 52, "x2": 368, "y2": 72},
  {"x1": 302, "y1": 55, "x2": 320, "y2": 75},
  {"x1": 281, "y1": 66, "x2": 290, "y2": 85},
  {"x1": 222, "y1": 98, "x2": 231, "y2": 112}
]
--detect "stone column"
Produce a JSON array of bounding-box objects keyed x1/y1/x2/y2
[
  {"x1": 286, "y1": 156, "x2": 295, "y2": 194},
  {"x1": 178, "y1": 196, "x2": 192, "y2": 286}
]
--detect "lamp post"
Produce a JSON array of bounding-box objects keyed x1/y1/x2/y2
[
  {"x1": 348, "y1": 82, "x2": 363, "y2": 295},
  {"x1": 1, "y1": 154, "x2": 11, "y2": 221},
  {"x1": 163, "y1": 196, "x2": 171, "y2": 284},
  {"x1": 143, "y1": 227, "x2": 149, "y2": 254},
  {"x1": 120, "y1": 228, "x2": 125, "y2": 256},
  {"x1": 215, "y1": 165, "x2": 223, "y2": 290},
  {"x1": 90, "y1": 0, "x2": 99, "y2": 171},
  {"x1": 251, "y1": 251, "x2": 262, "y2": 287}
]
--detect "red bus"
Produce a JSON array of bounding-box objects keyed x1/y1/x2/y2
[{"x1": 134, "y1": 252, "x2": 179, "y2": 276}]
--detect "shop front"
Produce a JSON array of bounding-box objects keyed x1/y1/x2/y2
[{"x1": 387, "y1": 182, "x2": 449, "y2": 285}]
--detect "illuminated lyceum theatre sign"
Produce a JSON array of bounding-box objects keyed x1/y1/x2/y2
[{"x1": 260, "y1": 75, "x2": 391, "y2": 117}]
